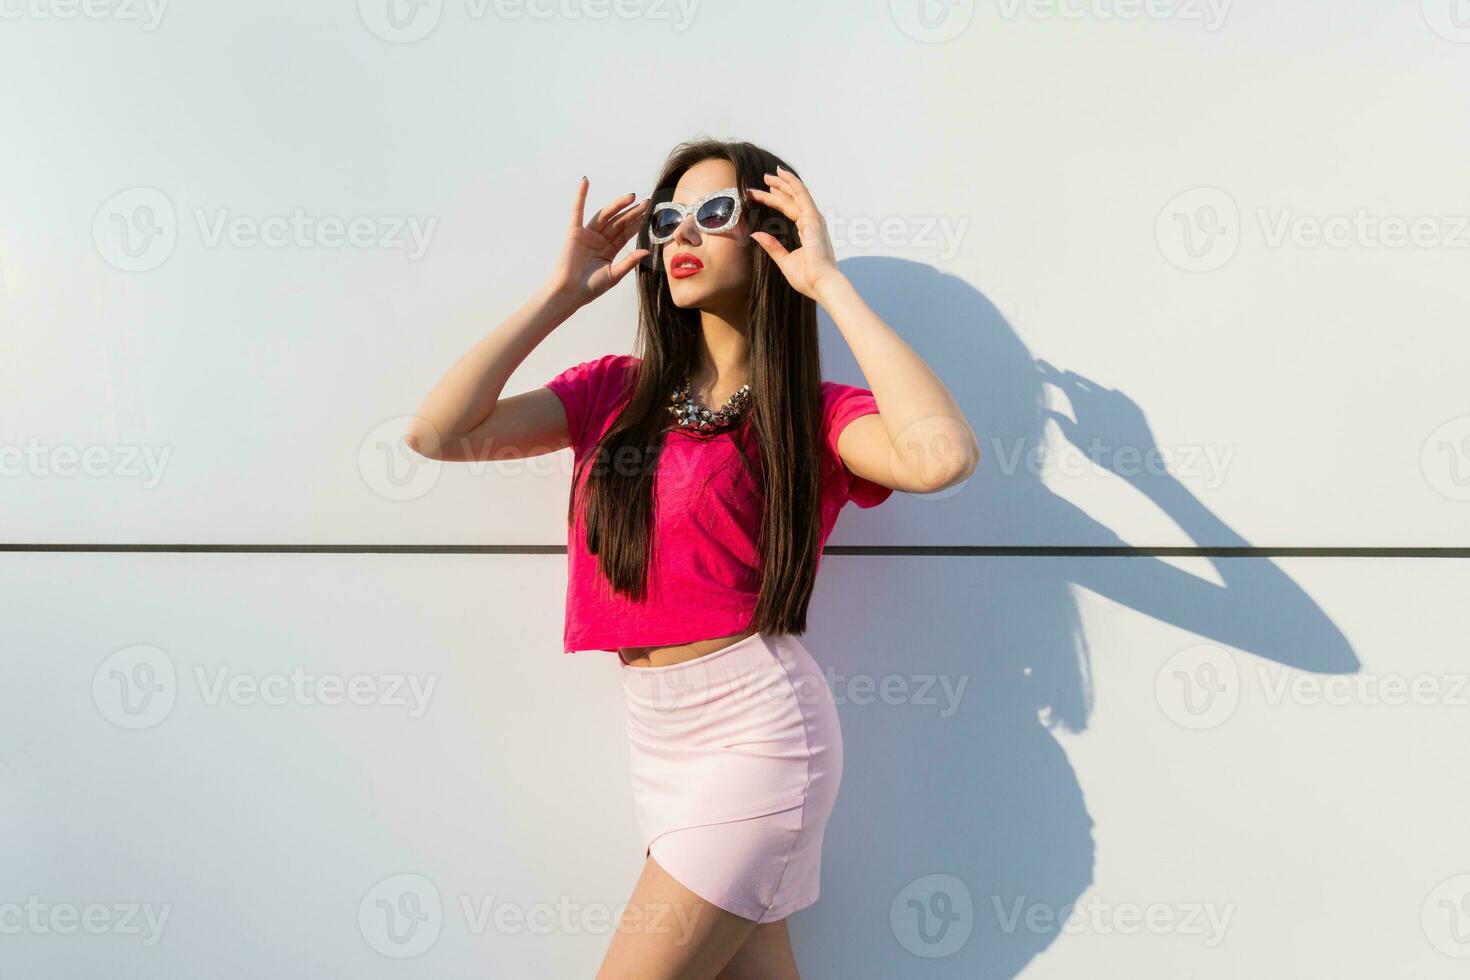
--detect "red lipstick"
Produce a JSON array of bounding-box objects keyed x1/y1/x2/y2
[{"x1": 669, "y1": 252, "x2": 703, "y2": 279}]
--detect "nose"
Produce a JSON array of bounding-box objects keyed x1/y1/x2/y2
[{"x1": 672, "y1": 210, "x2": 701, "y2": 246}]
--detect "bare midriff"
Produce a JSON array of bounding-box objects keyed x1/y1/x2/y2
[{"x1": 618, "y1": 627, "x2": 759, "y2": 669}]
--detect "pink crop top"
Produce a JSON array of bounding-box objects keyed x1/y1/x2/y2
[{"x1": 543, "y1": 352, "x2": 894, "y2": 654}]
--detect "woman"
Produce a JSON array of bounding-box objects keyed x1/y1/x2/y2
[{"x1": 407, "y1": 139, "x2": 978, "y2": 978}]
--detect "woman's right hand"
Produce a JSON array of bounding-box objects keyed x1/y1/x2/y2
[{"x1": 544, "y1": 177, "x2": 651, "y2": 309}]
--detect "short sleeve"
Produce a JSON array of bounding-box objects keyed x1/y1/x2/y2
[
  {"x1": 822, "y1": 381, "x2": 894, "y2": 509},
  {"x1": 543, "y1": 353, "x2": 638, "y2": 457}
]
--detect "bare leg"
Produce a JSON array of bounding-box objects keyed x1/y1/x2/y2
[
  {"x1": 716, "y1": 918, "x2": 802, "y2": 980},
  {"x1": 595, "y1": 853, "x2": 758, "y2": 980}
]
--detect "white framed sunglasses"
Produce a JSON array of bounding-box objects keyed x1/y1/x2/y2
[{"x1": 648, "y1": 186, "x2": 743, "y2": 244}]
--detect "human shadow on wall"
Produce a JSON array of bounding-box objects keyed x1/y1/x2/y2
[{"x1": 793, "y1": 256, "x2": 1360, "y2": 979}]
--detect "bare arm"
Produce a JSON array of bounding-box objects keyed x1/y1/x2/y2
[
  {"x1": 813, "y1": 273, "x2": 979, "y2": 495},
  {"x1": 405, "y1": 178, "x2": 650, "y2": 462},
  {"x1": 749, "y1": 167, "x2": 980, "y2": 494},
  {"x1": 405, "y1": 284, "x2": 580, "y2": 462}
]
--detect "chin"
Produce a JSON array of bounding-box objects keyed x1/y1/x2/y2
[{"x1": 668, "y1": 282, "x2": 716, "y2": 309}]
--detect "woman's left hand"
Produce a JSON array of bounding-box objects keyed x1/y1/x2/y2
[{"x1": 747, "y1": 166, "x2": 842, "y2": 301}]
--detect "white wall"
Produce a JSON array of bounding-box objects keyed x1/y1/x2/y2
[{"x1": 3, "y1": 1, "x2": 1468, "y2": 976}]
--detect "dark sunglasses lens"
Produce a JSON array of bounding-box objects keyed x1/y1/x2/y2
[
  {"x1": 651, "y1": 208, "x2": 683, "y2": 238},
  {"x1": 696, "y1": 196, "x2": 736, "y2": 230}
]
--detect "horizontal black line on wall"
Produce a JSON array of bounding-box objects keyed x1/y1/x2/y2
[{"x1": 3, "y1": 544, "x2": 1470, "y2": 558}]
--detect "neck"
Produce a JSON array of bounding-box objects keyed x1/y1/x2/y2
[{"x1": 690, "y1": 304, "x2": 750, "y2": 397}]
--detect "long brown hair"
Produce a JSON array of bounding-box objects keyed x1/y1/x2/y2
[{"x1": 566, "y1": 137, "x2": 828, "y2": 637}]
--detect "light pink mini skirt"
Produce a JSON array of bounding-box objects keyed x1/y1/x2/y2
[{"x1": 619, "y1": 630, "x2": 844, "y2": 924}]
